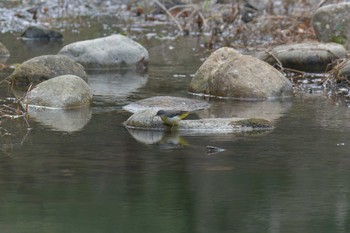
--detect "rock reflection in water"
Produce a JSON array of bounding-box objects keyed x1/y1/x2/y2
[
  {"x1": 199, "y1": 99, "x2": 292, "y2": 122},
  {"x1": 28, "y1": 107, "x2": 92, "y2": 132},
  {"x1": 88, "y1": 70, "x2": 147, "y2": 103},
  {"x1": 127, "y1": 128, "x2": 188, "y2": 149}
]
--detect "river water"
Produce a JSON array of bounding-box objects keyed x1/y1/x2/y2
[{"x1": 1, "y1": 18, "x2": 350, "y2": 233}]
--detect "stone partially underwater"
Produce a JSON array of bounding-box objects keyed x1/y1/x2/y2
[
  {"x1": 123, "y1": 109, "x2": 273, "y2": 135},
  {"x1": 188, "y1": 47, "x2": 293, "y2": 99}
]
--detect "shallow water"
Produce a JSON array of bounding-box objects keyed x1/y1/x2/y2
[{"x1": 1, "y1": 23, "x2": 350, "y2": 233}]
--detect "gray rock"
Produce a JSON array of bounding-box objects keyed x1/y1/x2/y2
[
  {"x1": 23, "y1": 75, "x2": 92, "y2": 109},
  {"x1": 0, "y1": 42, "x2": 10, "y2": 57},
  {"x1": 58, "y1": 34, "x2": 149, "y2": 70},
  {"x1": 10, "y1": 55, "x2": 87, "y2": 87},
  {"x1": 123, "y1": 109, "x2": 273, "y2": 133},
  {"x1": 21, "y1": 25, "x2": 63, "y2": 40},
  {"x1": 189, "y1": 47, "x2": 293, "y2": 99},
  {"x1": 312, "y1": 3, "x2": 350, "y2": 48},
  {"x1": 258, "y1": 42, "x2": 347, "y2": 73},
  {"x1": 123, "y1": 96, "x2": 211, "y2": 113}
]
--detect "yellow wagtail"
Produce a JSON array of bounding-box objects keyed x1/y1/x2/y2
[{"x1": 156, "y1": 110, "x2": 190, "y2": 130}]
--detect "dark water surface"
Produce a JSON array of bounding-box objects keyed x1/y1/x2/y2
[{"x1": 1, "y1": 27, "x2": 350, "y2": 233}]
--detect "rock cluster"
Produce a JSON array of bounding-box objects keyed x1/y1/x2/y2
[{"x1": 5, "y1": 34, "x2": 149, "y2": 111}]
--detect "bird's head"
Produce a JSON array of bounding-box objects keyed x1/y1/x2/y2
[{"x1": 156, "y1": 110, "x2": 166, "y2": 116}]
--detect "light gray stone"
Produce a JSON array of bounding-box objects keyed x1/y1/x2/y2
[
  {"x1": 189, "y1": 47, "x2": 293, "y2": 99},
  {"x1": 24, "y1": 75, "x2": 92, "y2": 109},
  {"x1": 58, "y1": 34, "x2": 149, "y2": 70}
]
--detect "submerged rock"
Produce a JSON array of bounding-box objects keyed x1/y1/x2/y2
[
  {"x1": 188, "y1": 47, "x2": 293, "y2": 99},
  {"x1": 9, "y1": 55, "x2": 87, "y2": 88},
  {"x1": 21, "y1": 25, "x2": 63, "y2": 40},
  {"x1": 123, "y1": 109, "x2": 273, "y2": 133},
  {"x1": 23, "y1": 75, "x2": 92, "y2": 109},
  {"x1": 258, "y1": 42, "x2": 346, "y2": 73},
  {"x1": 312, "y1": 3, "x2": 350, "y2": 48},
  {"x1": 123, "y1": 96, "x2": 210, "y2": 113},
  {"x1": 58, "y1": 34, "x2": 149, "y2": 70}
]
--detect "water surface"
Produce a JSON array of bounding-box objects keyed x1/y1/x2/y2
[{"x1": 1, "y1": 24, "x2": 350, "y2": 233}]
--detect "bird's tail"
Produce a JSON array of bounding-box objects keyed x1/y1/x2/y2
[{"x1": 179, "y1": 111, "x2": 190, "y2": 120}]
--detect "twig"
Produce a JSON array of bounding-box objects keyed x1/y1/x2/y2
[{"x1": 153, "y1": 0, "x2": 183, "y2": 34}]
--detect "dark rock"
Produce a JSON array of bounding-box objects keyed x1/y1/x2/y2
[
  {"x1": 9, "y1": 55, "x2": 87, "y2": 87},
  {"x1": 257, "y1": 42, "x2": 347, "y2": 73},
  {"x1": 21, "y1": 25, "x2": 63, "y2": 40},
  {"x1": 189, "y1": 47, "x2": 293, "y2": 99}
]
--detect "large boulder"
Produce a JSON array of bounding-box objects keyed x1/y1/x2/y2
[
  {"x1": 257, "y1": 42, "x2": 346, "y2": 73},
  {"x1": 23, "y1": 75, "x2": 92, "y2": 109},
  {"x1": 188, "y1": 47, "x2": 293, "y2": 99},
  {"x1": 21, "y1": 25, "x2": 63, "y2": 40},
  {"x1": 9, "y1": 55, "x2": 87, "y2": 87},
  {"x1": 312, "y1": 3, "x2": 350, "y2": 48},
  {"x1": 58, "y1": 34, "x2": 149, "y2": 70}
]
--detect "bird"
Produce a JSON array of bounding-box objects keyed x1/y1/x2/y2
[{"x1": 155, "y1": 110, "x2": 190, "y2": 130}]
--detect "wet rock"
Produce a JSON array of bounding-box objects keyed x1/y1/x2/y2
[
  {"x1": 21, "y1": 25, "x2": 63, "y2": 40},
  {"x1": 312, "y1": 3, "x2": 350, "y2": 48},
  {"x1": 123, "y1": 96, "x2": 210, "y2": 113},
  {"x1": 188, "y1": 47, "x2": 293, "y2": 99},
  {"x1": 23, "y1": 75, "x2": 92, "y2": 109},
  {"x1": 258, "y1": 42, "x2": 347, "y2": 73},
  {"x1": 0, "y1": 42, "x2": 10, "y2": 58},
  {"x1": 58, "y1": 34, "x2": 149, "y2": 70},
  {"x1": 123, "y1": 109, "x2": 273, "y2": 133},
  {"x1": 9, "y1": 55, "x2": 87, "y2": 87}
]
